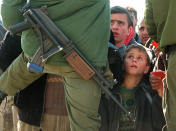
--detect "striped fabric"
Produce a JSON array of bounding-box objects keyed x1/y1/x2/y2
[
  {"x1": 17, "y1": 74, "x2": 70, "y2": 131},
  {"x1": 44, "y1": 74, "x2": 68, "y2": 116},
  {"x1": 17, "y1": 114, "x2": 70, "y2": 131}
]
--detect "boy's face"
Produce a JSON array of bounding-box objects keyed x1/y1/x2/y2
[{"x1": 124, "y1": 48, "x2": 150, "y2": 76}]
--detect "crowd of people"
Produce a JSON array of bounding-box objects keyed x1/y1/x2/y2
[{"x1": 0, "y1": 0, "x2": 174, "y2": 131}]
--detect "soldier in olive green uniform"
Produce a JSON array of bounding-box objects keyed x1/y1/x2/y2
[
  {"x1": 0, "y1": 0, "x2": 111, "y2": 131},
  {"x1": 145, "y1": 0, "x2": 176, "y2": 130}
]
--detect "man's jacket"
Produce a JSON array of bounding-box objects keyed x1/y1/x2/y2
[
  {"x1": 1, "y1": 0, "x2": 110, "y2": 67},
  {"x1": 145, "y1": 0, "x2": 176, "y2": 50},
  {"x1": 99, "y1": 82, "x2": 165, "y2": 131},
  {"x1": 0, "y1": 32, "x2": 21, "y2": 70}
]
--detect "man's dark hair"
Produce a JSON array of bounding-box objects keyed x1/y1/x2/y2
[
  {"x1": 126, "y1": 6, "x2": 137, "y2": 20},
  {"x1": 111, "y1": 6, "x2": 133, "y2": 28}
]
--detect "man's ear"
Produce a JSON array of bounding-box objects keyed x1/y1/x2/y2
[
  {"x1": 144, "y1": 65, "x2": 150, "y2": 74},
  {"x1": 127, "y1": 26, "x2": 134, "y2": 35},
  {"x1": 124, "y1": 26, "x2": 134, "y2": 46}
]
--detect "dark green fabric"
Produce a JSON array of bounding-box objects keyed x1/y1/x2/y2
[
  {"x1": 1, "y1": 0, "x2": 110, "y2": 66},
  {"x1": 0, "y1": 53, "x2": 44, "y2": 95},
  {"x1": 164, "y1": 49, "x2": 176, "y2": 131},
  {"x1": 145, "y1": 1, "x2": 176, "y2": 130},
  {"x1": 144, "y1": 0, "x2": 176, "y2": 50},
  {"x1": 119, "y1": 87, "x2": 136, "y2": 131}
]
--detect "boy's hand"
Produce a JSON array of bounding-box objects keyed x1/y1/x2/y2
[{"x1": 149, "y1": 73, "x2": 164, "y2": 97}]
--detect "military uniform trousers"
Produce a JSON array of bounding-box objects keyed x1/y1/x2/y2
[
  {"x1": 0, "y1": 53, "x2": 104, "y2": 131},
  {"x1": 163, "y1": 46, "x2": 176, "y2": 131}
]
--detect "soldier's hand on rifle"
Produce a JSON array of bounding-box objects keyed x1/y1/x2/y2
[{"x1": 0, "y1": 90, "x2": 7, "y2": 105}]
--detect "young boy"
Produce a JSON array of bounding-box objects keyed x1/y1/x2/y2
[{"x1": 99, "y1": 44, "x2": 165, "y2": 131}]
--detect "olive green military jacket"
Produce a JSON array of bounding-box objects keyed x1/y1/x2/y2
[
  {"x1": 1, "y1": 0, "x2": 110, "y2": 66},
  {"x1": 145, "y1": 0, "x2": 176, "y2": 50}
]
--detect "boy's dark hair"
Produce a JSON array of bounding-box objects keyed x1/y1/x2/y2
[
  {"x1": 111, "y1": 6, "x2": 133, "y2": 28},
  {"x1": 126, "y1": 6, "x2": 137, "y2": 20},
  {"x1": 123, "y1": 44, "x2": 152, "y2": 66}
]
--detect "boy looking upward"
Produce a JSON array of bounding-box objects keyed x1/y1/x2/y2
[{"x1": 99, "y1": 44, "x2": 165, "y2": 131}]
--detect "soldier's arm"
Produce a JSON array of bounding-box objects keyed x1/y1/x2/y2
[
  {"x1": 1, "y1": 0, "x2": 25, "y2": 30},
  {"x1": 144, "y1": 0, "x2": 158, "y2": 42}
]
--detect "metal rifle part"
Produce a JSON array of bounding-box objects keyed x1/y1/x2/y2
[{"x1": 9, "y1": 6, "x2": 135, "y2": 121}]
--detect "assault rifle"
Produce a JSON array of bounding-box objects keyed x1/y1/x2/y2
[{"x1": 9, "y1": 4, "x2": 135, "y2": 121}]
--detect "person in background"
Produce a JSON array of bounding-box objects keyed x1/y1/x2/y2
[
  {"x1": 111, "y1": 6, "x2": 136, "y2": 48},
  {"x1": 138, "y1": 19, "x2": 150, "y2": 46},
  {"x1": 99, "y1": 44, "x2": 165, "y2": 131},
  {"x1": 108, "y1": 6, "x2": 137, "y2": 83},
  {"x1": 126, "y1": 6, "x2": 141, "y2": 43}
]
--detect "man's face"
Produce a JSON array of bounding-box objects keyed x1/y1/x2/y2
[
  {"x1": 111, "y1": 13, "x2": 130, "y2": 47},
  {"x1": 138, "y1": 20, "x2": 149, "y2": 45},
  {"x1": 124, "y1": 48, "x2": 149, "y2": 76}
]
